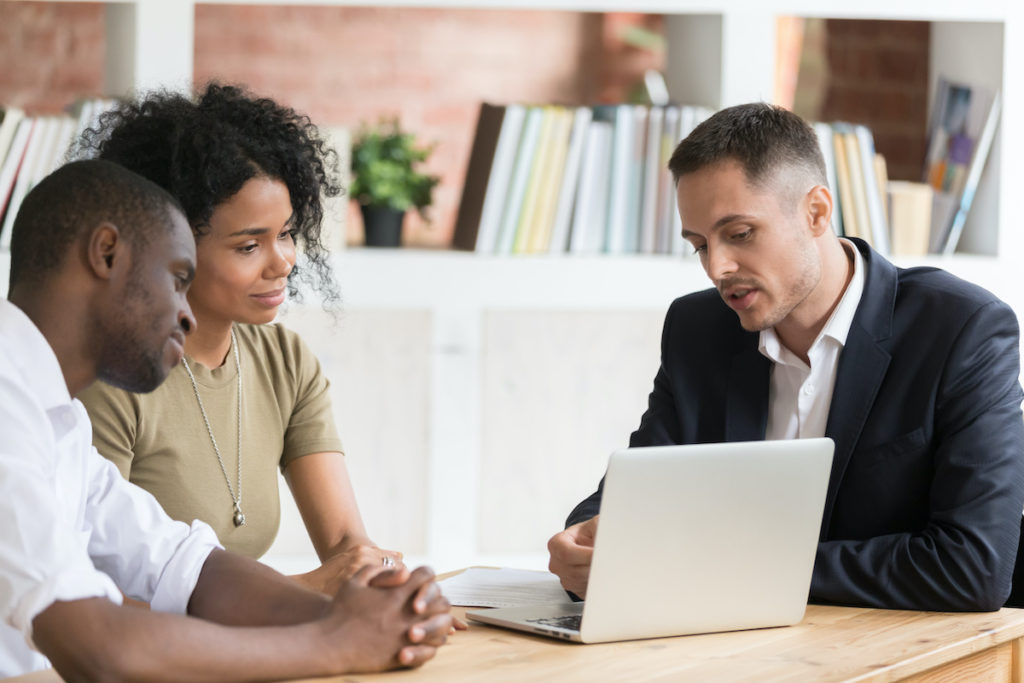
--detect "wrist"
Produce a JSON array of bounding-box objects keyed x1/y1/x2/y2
[
  {"x1": 292, "y1": 566, "x2": 329, "y2": 595},
  {"x1": 334, "y1": 535, "x2": 375, "y2": 554}
]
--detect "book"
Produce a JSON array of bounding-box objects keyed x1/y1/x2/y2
[
  {"x1": 873, "y1": 153, "x2": 889, "y2": 230},
  {"x1": 638, "y1": 106, "x2": 663, "y2": 254},
  {"x1": 923, "y1": 78, "x2": 1001, "y2": 254},
  {"x1": 853, "y1": 124, "x2": 890, "y2": 254},
  {"x1": 888, "y1": 180, "x2": 933, "y2": 257},
  {"x1": 568, "y1": 120, "x2": 612, "y2": 253},
  {"x1": 937, "y1": 88, "x2": 999, "y2": 253},
  {"x1": 475, "y1": 104, "x2": 526, "y2": 253},
  {"x1": 831, "y1": 124, "x2": 862, "y2": 241},
  {"x1": 512, "y1": 107, "x2": 558, "y2": 253},
  {"x1": 623, "y1": 105, "x2": 649, "y2": 254},
  {"x1": 452, "y1": 103, "x2": 508, "y2": 251},
  {"x1": 595, "y1": 104, "x2": 636, "y2": 254},
  {"x1": 0, "y1": 118, "x2": 35, "y2": 245},
  {"x1": 924, "y1": 78, "x2": 967, "y2": 194},
  {"x1": 655, "y1": 105, "x2": 680, "y2": 254},
  {"x1": 670, "y1": 106, "x2": 713, "y2": 256},
  {"x1": 47, "y1": 116, "x2": 77, "y2": 175},
  {"x1": 813, "y1": 121, "x2": 843, "y2": 237},
  {"x1": 0, "y1": 107, "x2": 26, "y2": 169},
  {"x1": 527, "y1": 107, "x2": 574, "y2": 253},
  {"x1": 548, "y1": 106, "x2": 593, "y2": 254},
  {"x1": 1, "y1": 116, "x2": 65, "y2": 250},
  {"x1": 494, "y1": 106, "x2": 543, "y2": 254}
]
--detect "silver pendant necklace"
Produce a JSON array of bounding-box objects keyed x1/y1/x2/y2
[{"x1": 182, "y1": 327, "x2": 246, "y2": 527}]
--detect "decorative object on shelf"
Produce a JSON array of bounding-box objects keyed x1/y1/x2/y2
[
  {"x1": 350, "y1": 118, "x2": 438, "y2": 248},
  {"x1": 922, "y1": 77, "x2": 1001, "y2": 255}
]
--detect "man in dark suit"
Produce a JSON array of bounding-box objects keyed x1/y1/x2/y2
[{"x1": 548, "y1": 103, "x2": 1024, "y2": 611}]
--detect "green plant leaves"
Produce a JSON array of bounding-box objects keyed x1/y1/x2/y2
[{"x1": 350, "y1": 118, "x2": 439, "y2": 220}]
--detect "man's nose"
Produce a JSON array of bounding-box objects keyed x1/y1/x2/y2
[
  {"x1": 705, "y1": 244, "x2": 737, "y2": 282},
  {"x1": 179, "y1": 299, "x2": 196, "y2": 335}
]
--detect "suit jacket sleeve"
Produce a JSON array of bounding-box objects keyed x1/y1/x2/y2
[{"x1": 812, "y1": 299, "x2": 1024, "y2": 611}]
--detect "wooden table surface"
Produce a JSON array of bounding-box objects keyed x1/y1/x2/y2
[
  {"x1": 11, "y1": 603, "x2": 1024, "y2": 682},
  {"x1": 285, "y1": 604, "x2": 1024, "y2": 682}
]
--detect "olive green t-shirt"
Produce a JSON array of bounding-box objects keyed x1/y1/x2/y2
[{"x1": 79, "y1": 322, "x2": 344, "y2": 559}]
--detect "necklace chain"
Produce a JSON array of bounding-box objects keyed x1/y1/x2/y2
[{"x1": 181, "y1": 327, "x2": 245, "y2": 527}]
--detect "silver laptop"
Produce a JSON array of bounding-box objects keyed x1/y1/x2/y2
[{"x1": 467, "y1": 438, "x2": 834, "y2": 643}]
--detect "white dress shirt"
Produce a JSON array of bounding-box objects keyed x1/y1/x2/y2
[
  {"x1": 0, "y1": 299, "x2": 222, "y2": 677},
  {"x1": 761, "y1": 239, "x2": 865, "y2": 440}
]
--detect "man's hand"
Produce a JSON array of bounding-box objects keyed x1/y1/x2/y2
[
  {"x1": 295, "y1": 542, "x2": 405, "y2": 595},
  {"x1": 548, "y1": 515, "x2": 599, "y2": 599},
  {"x1": 322, "y1": 565, "x2": 452, "y2": 672}
]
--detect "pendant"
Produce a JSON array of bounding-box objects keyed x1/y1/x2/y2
[{"x1": 233, "y1": 505, "x2": 246, "y2": 527}]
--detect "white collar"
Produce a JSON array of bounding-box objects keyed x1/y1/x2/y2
[
  {"x1": 0, "y1": 299, "x2": 72, "y2": 411},
  {"x1": 759, "y1": 238, "x2": 865, "y2": 362}
]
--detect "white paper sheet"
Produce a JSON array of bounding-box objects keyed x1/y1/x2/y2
[{"x1": 439, "y1": 567, "x2": 576, "y2": 608}]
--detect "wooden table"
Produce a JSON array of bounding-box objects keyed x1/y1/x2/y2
[{"x1": 11, "y1": 605, "x2": 1024, "y2": 682}]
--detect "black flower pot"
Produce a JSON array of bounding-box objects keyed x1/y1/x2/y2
[{"x1": 361, "y1": 205, "x2": 406, "y2": 247}]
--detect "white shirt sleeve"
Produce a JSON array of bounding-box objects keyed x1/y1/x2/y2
[
  {"x1": 0, "y1": 381, "x2": 123, "y2": 650},
  {"x1": 0, "y1": 381, "x2": 220, "y2": 656},
  {"x1": 82, "y1": 431, "x2": 222, "y2": 612}
]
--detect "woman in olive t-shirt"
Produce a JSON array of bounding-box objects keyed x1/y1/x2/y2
[{"x1": 76, "y1": 84, "x2": 402, "y2": 595}]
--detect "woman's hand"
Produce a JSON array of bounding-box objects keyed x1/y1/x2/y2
[{"x1": 293, "y1": 542, "x2": 404, "y2": 595}]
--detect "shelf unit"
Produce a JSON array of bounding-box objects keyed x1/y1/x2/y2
[
  {"x1": 5, "y1": 0, "x2": 1023, "y2": 573},
  {"x1": 9, "y1": 0, "x2": 1018, "y2": 263}
]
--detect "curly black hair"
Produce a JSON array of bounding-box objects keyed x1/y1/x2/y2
[{"x1": 76, "y1": 83, "x2": 341, "y2": 306}]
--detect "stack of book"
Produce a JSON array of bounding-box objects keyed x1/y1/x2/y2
[
  {"x1": 0, "y1": 98, "x2": 118, "y2": 250},
  {"x1": 453, "y1": 102, "x2": 714, "y2": 256},
  {"x1": 813, "y1": 121, "x2": 892, "y2": 255},
  {"x1": 455, "y1": 94, "x2": 999, "y2": 260},
  {"x1": 454, "y1": 102, "x2": 897, "y2": 258}
]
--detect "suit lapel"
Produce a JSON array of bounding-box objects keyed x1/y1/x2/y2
[
  {"x1": 726, "y1": 343, "x2": 770, "y2": 442},
  {"x1": 820, "y1": 239, "x2": 896, "y2": 538}
]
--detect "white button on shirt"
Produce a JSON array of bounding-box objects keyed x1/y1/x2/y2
[
  {"x1": 760, "y1": 239, "x2": 865, "y2": 440},
  {"x1": 0, "y1": 299, "x2": 222, "y2": 677}
]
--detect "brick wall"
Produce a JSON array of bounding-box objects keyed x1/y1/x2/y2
[
  {"x1": 817, "y1": 19, "x2": 930, "y2": 181},
  {"x1": 193, "y1": 6, "x2": 616, "y2": 247},
  {"x1": 0, "y1": 5, "x2": 931, "y2": 239},
  {"x1": 0, "y1": 2, "x2": 104, "y2": 113}
]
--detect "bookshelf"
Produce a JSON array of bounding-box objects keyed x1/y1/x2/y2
[
  {"x1": 4, "y1": 0, "x2": 1023, "y2": 574},
  {"x1": 7, "y1": 0, "x2": 1016, "y2": 263}
]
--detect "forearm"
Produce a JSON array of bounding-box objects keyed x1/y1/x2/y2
[
  {"x1": 813, "y1": 404, "x2": 1024, "y2": 611},
  {"x1": 189, "y1": 549, "x2": 330, "y2": 626},
  {"x1": 811, "y1": 524, "x2": 1017, "y2": 612},
  {"x1": 34, "y1": 598, "x2": 340, "y2": 683}
]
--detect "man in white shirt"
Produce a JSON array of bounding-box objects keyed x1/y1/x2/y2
[
  {"x1": 548, "y1": 103, "x2": 1024, "y2": 612},
  {"x1": 1, "y1": 159, "x2": 452, "y2": 680}
]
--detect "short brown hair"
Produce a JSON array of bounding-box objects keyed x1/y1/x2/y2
[{"x1": 668, "y1": 103, "x2": 826, "y2": 189}]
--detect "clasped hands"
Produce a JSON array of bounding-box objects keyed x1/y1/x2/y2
[{"x1": 307, "y1": 543, "x2": 467, "y2": 670}]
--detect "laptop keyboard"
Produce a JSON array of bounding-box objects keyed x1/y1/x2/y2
[{"x1": 526, "y1": 614, "x2": 582, "y2": 632}]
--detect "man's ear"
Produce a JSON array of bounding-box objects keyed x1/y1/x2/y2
[
  {"x1": 85, "y1": 222, "x2": 126, "y2": 281},
  {"x1": 806, "y1": 184, "x2": 833, "y2": 237}
]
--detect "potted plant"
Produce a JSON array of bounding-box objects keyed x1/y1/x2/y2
[{"x1": 349, "y1": 118, "x2": 439, "y2": 247}]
